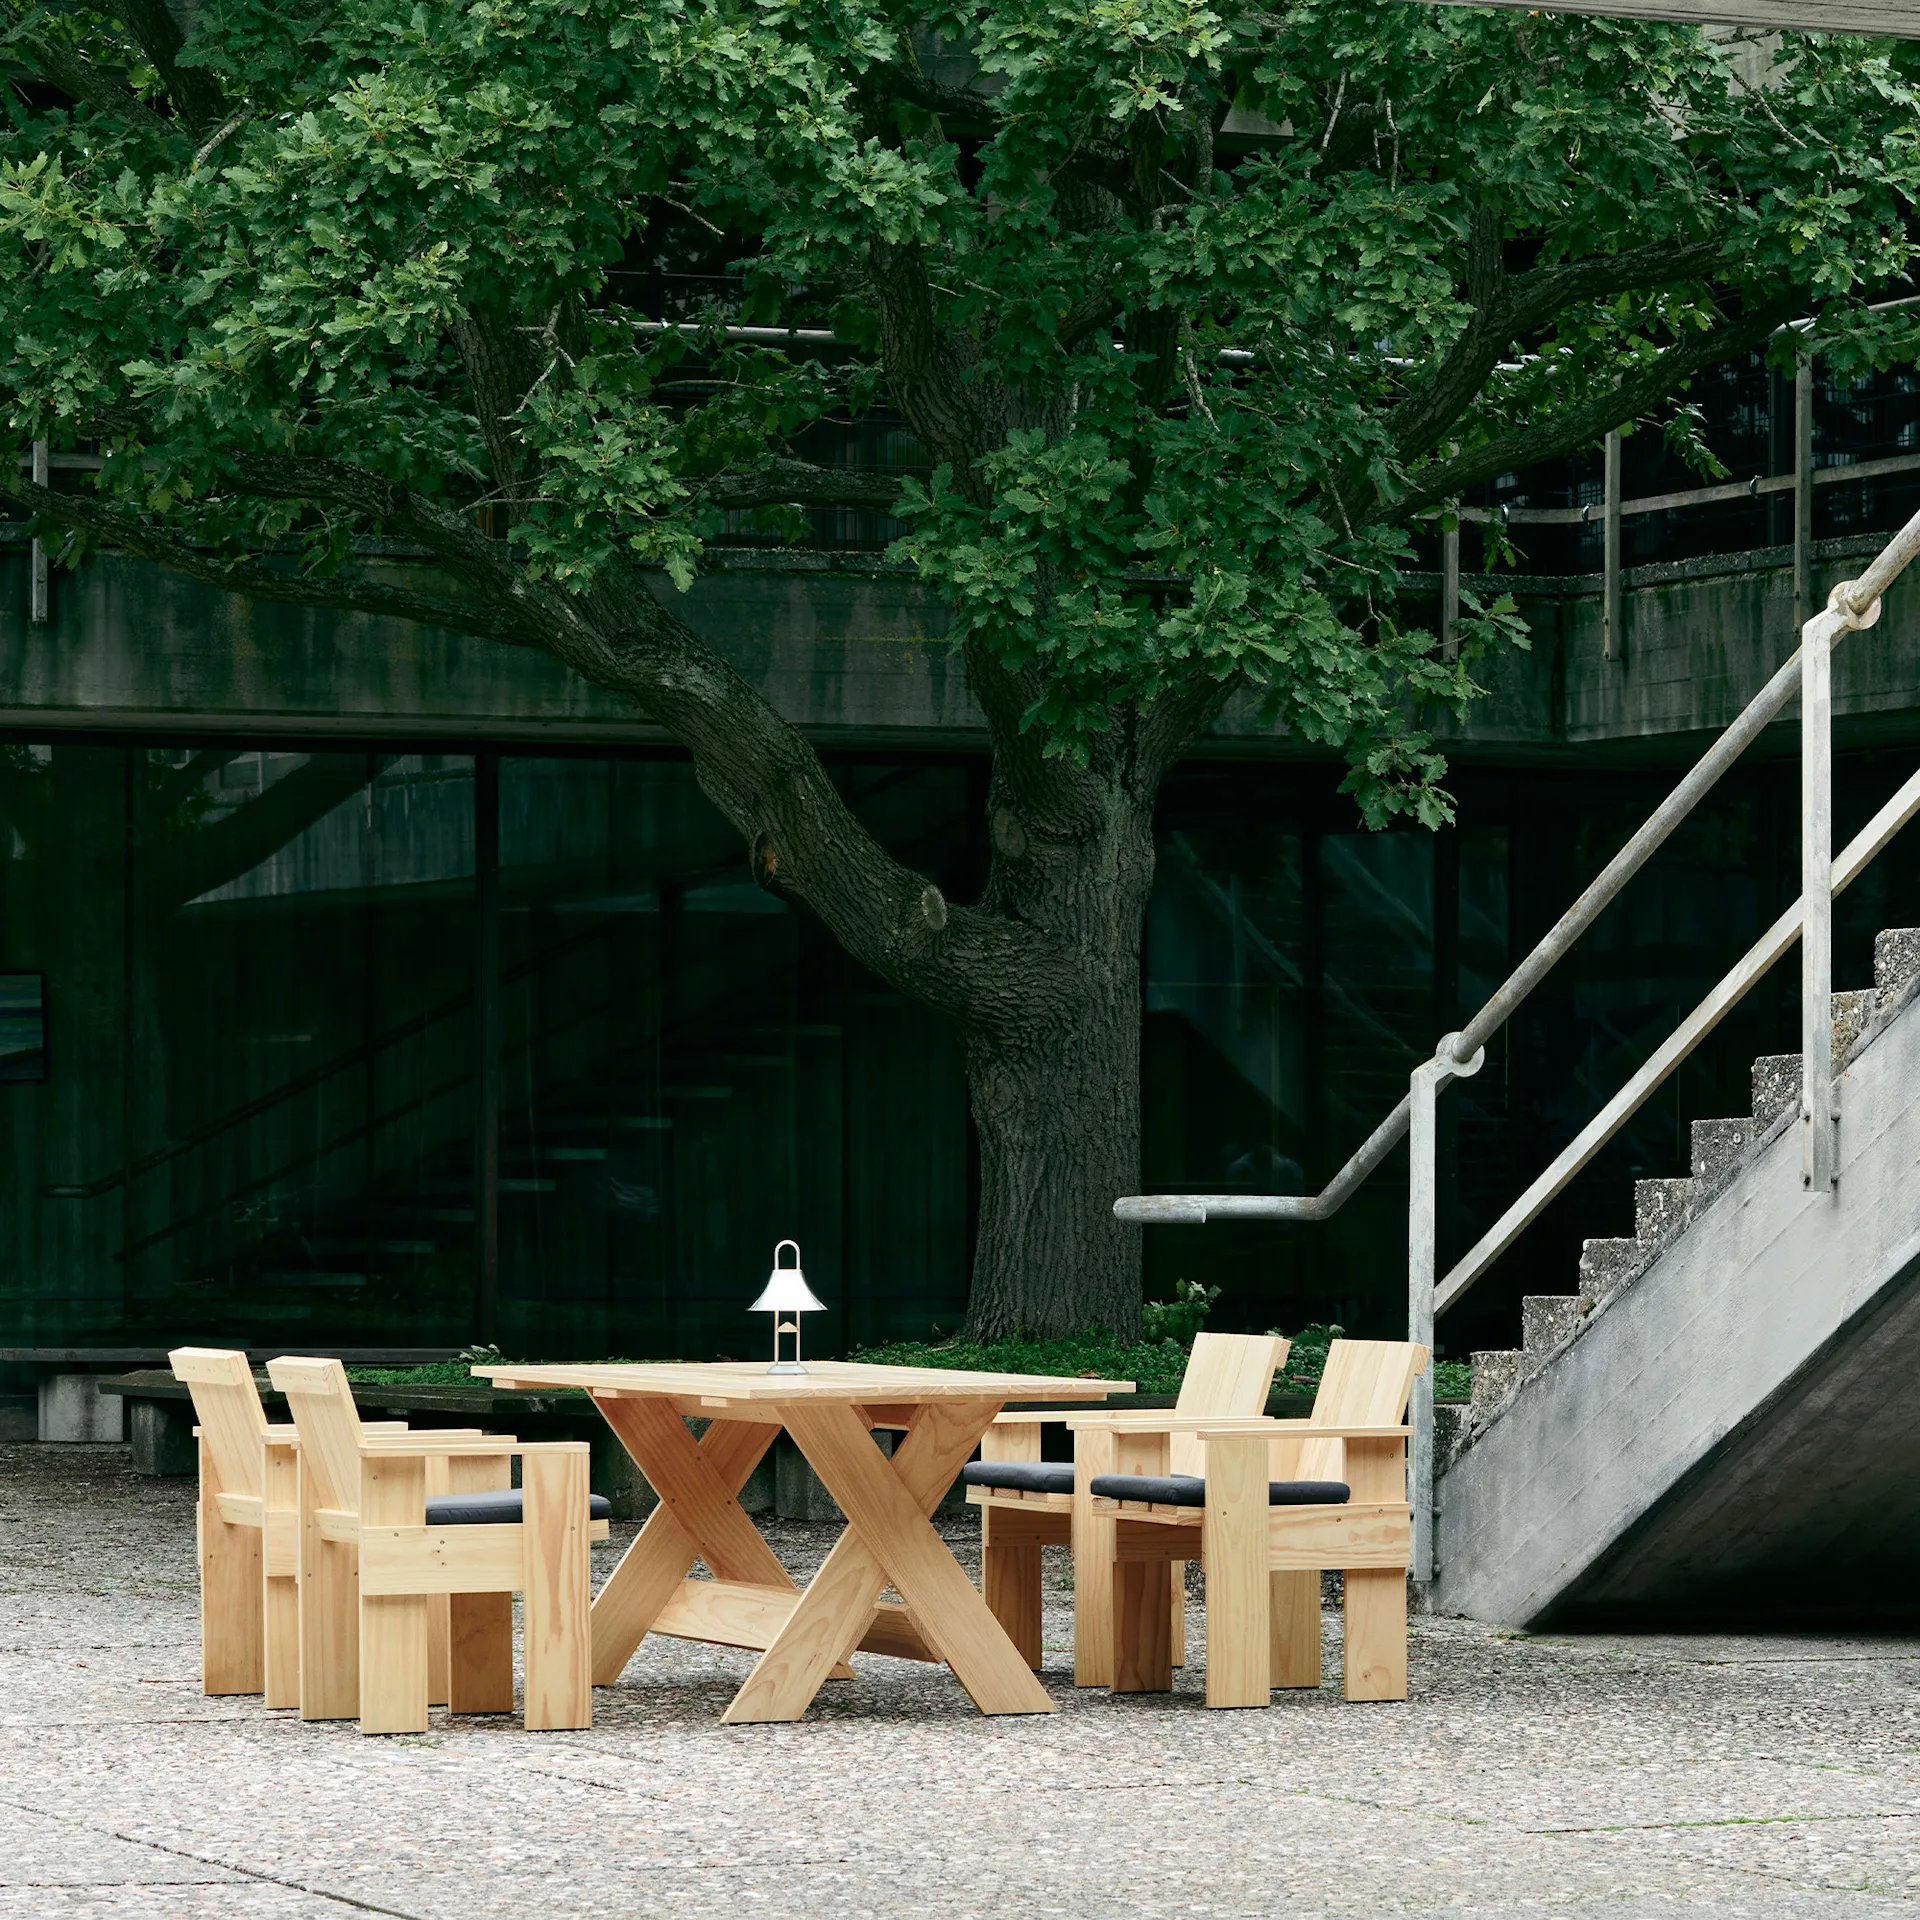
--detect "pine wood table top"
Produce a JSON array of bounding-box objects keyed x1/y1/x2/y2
[{"x1": 471, "y1": 1360, "x2": 1137, "y2": 1405}]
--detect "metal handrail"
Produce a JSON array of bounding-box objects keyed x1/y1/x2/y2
[
  {"x1": 1115, "y1": 498, "x2": 1920, "y2": 1585},
  {"x1": 1433, "y1": 756, "x2": 1920, "y2": 1313},
  {"x1": 1114, "y1": 633, "x2": 1816, "y2": 1230}
]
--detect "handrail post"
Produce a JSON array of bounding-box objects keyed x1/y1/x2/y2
[
  {"x1": 1408, "y1": 1036, "x2": 1481, "y2": 1585},
  {"x1": 1407, "y1": 1059, "x2": 1440, "y2": 1584},
  {"x1": 1794, "y1": 355, "x2": 1814, "y2": 632},
  {"x1": 1802, "y1": 609, "x2": 1836, "y2": 1193},
  {"x1": 29, "y1": 439, "x2": 47, "y2": 624},
  {"x1": 1602, "y1": 427, "x2": 1623, "y2": 660}
]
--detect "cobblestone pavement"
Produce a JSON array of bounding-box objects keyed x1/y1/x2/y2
[{"x1": 3, "y1": 1443, "x2": 1919, "y2": 1918}]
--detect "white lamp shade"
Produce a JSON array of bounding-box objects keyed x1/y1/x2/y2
[{"x1": 749, "y1": 1240, "x2": 825, "y2": 1314}]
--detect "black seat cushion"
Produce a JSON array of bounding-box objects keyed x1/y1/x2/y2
[
  {"x1": 1087, "y1": 1474, "x2": 1350, "y2": 1508},
  {"x1": 424, "y1": 1489, "x2": 613, "y2": 1526},
  {"x1": 960, "y1": 1459, "x2": 1076, "y2": 1496}
]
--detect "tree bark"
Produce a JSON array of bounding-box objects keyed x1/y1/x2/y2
[
  {"x1": 957, "y1": 729, "x2": 1160, "y2": 1340},
  {"x1": 966, "y1": 974, "x2": 1145, "y2": 1340}
]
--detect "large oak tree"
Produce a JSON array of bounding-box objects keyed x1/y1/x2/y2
[{"x1": 4, "y1": 0, "x2": 1918, "y2": 1334}]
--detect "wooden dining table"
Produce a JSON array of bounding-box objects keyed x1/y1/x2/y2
[{"x1": 471, "y1": 1360, "x2": 1133, "y2": 1722}]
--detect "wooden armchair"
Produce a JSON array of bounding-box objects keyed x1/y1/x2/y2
[
  {"x1": 1080, "y1": 1338, "x2": 1430, "y2": 1706},
  {"x1": 169, "y1": 1347, "x2": 303, "y2": 1706},
  {"x1": 171, "y1": 1346, "x2": 485, "y2": 1713},
  {"x1": 264, "y1": 1355, "x2": 610, "y2": 1735},
  {"x1": 960, "y1": 1332, "x2": 1289, "y2": 1685}
]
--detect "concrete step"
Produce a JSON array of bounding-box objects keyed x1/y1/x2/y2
[
  {"x1": 1635, "y1": 1178, "x2": 1694, "y2": 1246},
  {"x1": 1833, "y1": 989, "x2": 1878, "y2": 1066},
  {"x1": 1752, "y1": 1053, "x2": 1799, "y2": 1129},
  {"x1": 1521, "y1": 1296, "x2": 1589, "y2": 1372},
  {"x1": 1691, "y1": 1117, "x2": 1754, "y2": 1181},
  {"x1": 1578, "y1": 1237, "x2": 1641, "y2": 1304},
  {"x1": 1875, "y1": 927, "x2": 1920, "y2": 997},
  {"x1": 1469, "y1": 1350, "x2": 1523, "y2": 1417}
]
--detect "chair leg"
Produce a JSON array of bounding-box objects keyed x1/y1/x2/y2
[
  {"x1": 425, "y1": 1457, "x2": 452, "y2": 1706},
  {"x1": 299, "y1": 1538, "x2": 359, "y2": 1720},
  {"x1": 522, "y1": 1449, "x2": 592, "y2": 1731},
  {"x1": 263, "y1": 1574, "x2": 300, "y2": 1708},
  {"x1": 1342, "y1": 1569, "x2": 1408, "y2": 1702},
  {"x1": 1169, "y1": 1563, "x2": 1187, "y2": 1668},
  {"x1": 262, "y1": 1440, "x2": 300, "y2": 1709},
  {"x1": 1270, "y1": 1569, "x2": 1322, "y2": 1689},
  {"x1": 444, "y1": 1450, "x2": 513, "y2": 1712},
  {"x1": 1072, "y1": 1430, "x2": 1117, "y2": 1687},
  {"x1": 449, "y1": 1594, "x2": 515, "y2": 1714},
  {"x1": 1111, "y1": 1557, "x2": 1174, "y2": 1693},
  {"x1": 1201, "y1": 1435, "x2": 1270, "y2": 1710},
  {"x1": 197, "y1": 1437, "x2": 263, "y2": 1696},
  {"x1": 358, "y1": 1453, "x2": 430, "y2": 1735},
  {"x1": 982, "y1": 1512, "x2": 1043, "y2": 1670},
  {"x1": 426, "y1": 1597, "x2": 452, "y2": 1707}
]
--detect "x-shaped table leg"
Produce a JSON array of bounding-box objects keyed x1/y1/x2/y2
[
  {"x1": 721, "y1": 1398, "x2": 1055, "y2": 1724},
  {"x1": 587, "y1": 1398, "x2": 786, "y2": 1685}
]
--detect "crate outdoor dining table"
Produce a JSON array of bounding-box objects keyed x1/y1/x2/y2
[{"x1": 470, "y1": 1360, "x2": 1134, "y2": 1722}]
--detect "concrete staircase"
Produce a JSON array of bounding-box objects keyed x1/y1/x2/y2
[{"x1": 1433, "y1": 925, "x2": 1920, "y2": 1628}]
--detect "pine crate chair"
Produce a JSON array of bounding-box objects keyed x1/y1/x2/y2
[
  {"x1": 265, "y1": 1355, "x2": 611, "y2": 1735},
  {"x1": 959, "y1": 1332, "x2": 1289, "y2": 1685},
  {"x1": 170, "y1": 1346, "x2": 483, "y2": 1710},
  {"x1": 169, "y1": 1346, "x2": 306, "y2": 1705},
  {"x1": 1080, "y1": 1338, "x2": 1430, "y2": 1706}
]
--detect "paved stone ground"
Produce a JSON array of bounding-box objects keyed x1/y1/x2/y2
[{"x1": 4, "y1": 1443, "x2": 1920, "y2": 1918}]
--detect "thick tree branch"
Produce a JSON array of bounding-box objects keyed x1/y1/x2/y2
[
  {"x1": 450, "y1": 307, "x2": 544, "y2": 507},
  {"x1": 109, "y1": 0, "x2": 225, "y2": 131},
  {"x1": 5, "y1": 477, "x2": 536, "y2": 646},
  {"x1": 1387, "y1": 233, "x2": 1735, "y2": 476},
  {"x1": 2, "y1": 15, "x2": 170, "y2": 131},
  {"x1": 1382, "y1": 293, "x2": 1801, "y2": 524},
  {"x1": 1134, "y1": 674, "x2": 1237, "y2": 795},
  {"x1": 866, "y1": 235, "x2": 1009, "y2": 491},
  {"x1": 12, "y1": 463, "x2": 1068, "y2": 1037}
]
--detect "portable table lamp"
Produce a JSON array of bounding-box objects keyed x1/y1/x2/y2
[{"x1": 750, "y1": 1239, "x2": 825, "y2": 1374}]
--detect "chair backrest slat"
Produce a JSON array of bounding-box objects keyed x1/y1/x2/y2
[
  {"x1": 264, "y1": 1357, "x2": 366, "y2": 1513},
  {"x1": 168, "y1": 1347, "x2": 267, "y2": 1499},
  {"x1": 1285, "y1": 1338, "x2": 1429, "y2": 1483},
  {"x1": 1168, "y1": 1331, "x2": 1289, "y2": 1476}
]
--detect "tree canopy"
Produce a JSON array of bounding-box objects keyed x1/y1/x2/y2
[
  {"x1": 7, "y1": 0, "x2": 1920, "y2": 1333},
  {"x1": 7, "y1": 2, "x2": 1919, "y2": 812}
]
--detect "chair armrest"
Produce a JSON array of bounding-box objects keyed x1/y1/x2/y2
[
  {"x1": 355, "y1": 1435, "x2": 576, "y2": 1457},
  {"x1": 1063, "y1": 1413, "x2": 1276, "y2": 1433},
  {"x1": 1195, "y1": 1422, "x2": 1409, "y2": 1441}
]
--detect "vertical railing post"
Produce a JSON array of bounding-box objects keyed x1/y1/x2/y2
[
  {"x1": 29, "y1": 440, "x2": 48, "y2": 624},
  {"x1": 1802, "y1": 611, "x2": 1835, "y2": 1193},
  {"x1": 1441, "y1": 509, "x2": 1460, "y2": 664},
  {"x1": 1407, "y1": 1058, "x2": 1439, "y2": 1585},
  {"x1": 1407, "y1": 1034, "x2": 1480, "y2": 1584},
  {"x1": 473, "y1": 752, "x2": 502, "y2": 1339},
  {"x1": 1794, "y1": 355, "x2": 1814, "y2": 632},
  {"x1": 1602, "y1": 428, "x2": 1623, "y2": 660}
]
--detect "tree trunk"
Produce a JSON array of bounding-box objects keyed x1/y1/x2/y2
[
  {"x1": 959, "y1": 768, "x2": 1157, "y2": 1341},
  {"x1": 965, "y1": 986, "x2": 1144, "y2": 1340}
]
